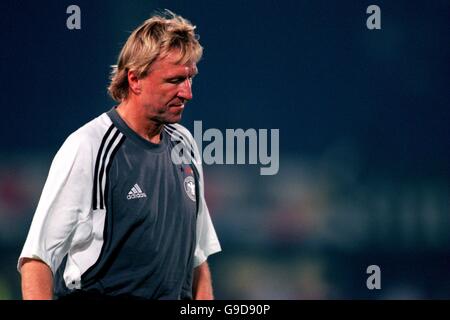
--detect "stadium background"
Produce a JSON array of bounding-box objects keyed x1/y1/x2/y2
[{"x1": 0, "y1": 0, "x2": 449, "y2": 299}]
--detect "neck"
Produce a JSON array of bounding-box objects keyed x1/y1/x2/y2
[{"x1": 116, "y1": 100, "x2": 163, "y2": 144}]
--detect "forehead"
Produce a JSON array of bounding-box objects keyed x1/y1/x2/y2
[{"x1": 150, "y1": 51, "x2": 198, "y2": 76}]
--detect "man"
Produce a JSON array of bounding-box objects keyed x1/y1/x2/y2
[{"x1": 18, "y1": 11, "x2": 221, "y2": 300}]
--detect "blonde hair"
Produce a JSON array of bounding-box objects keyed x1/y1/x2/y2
[{"x1": 108, "y1": 10, "x2": 203, "y2": 102}]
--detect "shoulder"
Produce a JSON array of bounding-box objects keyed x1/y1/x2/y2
[
  {"x1": 164, "y1": 123, "x2": 202, "y2": 166},
  {"x1": 165, "y1": 123, "x2": 194, "y2": 139},
  {"x1": 164, "y1": 123, "x2": 197, "y2": 149},
  {"x1": 63, "y1": 112, "x2": 114, "y2": 150},
  {"x1": 55, "y1": 112, "x2": 115, "y2": 161}
]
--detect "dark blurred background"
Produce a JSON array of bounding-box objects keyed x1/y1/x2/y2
[{"x1": 0, "y1": 0, "x2": 449, "y2": 299}]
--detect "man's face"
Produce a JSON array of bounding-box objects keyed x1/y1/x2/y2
[{"x1": 137, "y1": 50, "x2": 198, "y2": 124}]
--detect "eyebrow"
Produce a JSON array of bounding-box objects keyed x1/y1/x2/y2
[{"x1": 165, "y1": 68, "x2": 198, "y2": 79}]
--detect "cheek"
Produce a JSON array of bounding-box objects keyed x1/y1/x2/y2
[
  {"x1": 142, "y1": 83, "x2": 178, "y2": 105},
  {"x1": 143, "y1": 88, "x2": 168, "y2": 103},
  {"x1": 161, "y1": 87, "x2": 179, "y2": 102}
]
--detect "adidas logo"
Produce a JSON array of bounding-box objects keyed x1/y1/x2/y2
[{"x1": 127, "y1": 184, "x2": 147, "y2": 200}]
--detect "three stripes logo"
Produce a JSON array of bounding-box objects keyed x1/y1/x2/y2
[
  {"x1": 93, "y1": 124, "x2": 126, "y2": 210},
  {"x1": 127, "y1": 183, "x2": 147, "y2": 200}
]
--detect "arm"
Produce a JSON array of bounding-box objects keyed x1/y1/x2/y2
[
  {"x1": 193, "y1": 261, "x2": 214, "y2": 300},
  {"x1": 20, "y1": 258, "x2": 53, "y2": 300},
  {"x1": 18, "y1": 131, "x2": 96, "y2": 298}
]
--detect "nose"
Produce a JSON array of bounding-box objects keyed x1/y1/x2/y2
[{"x1": 178, "y1": 78, "x2": 193, "y2": 101}]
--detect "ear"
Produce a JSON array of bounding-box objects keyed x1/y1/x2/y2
[{"x1": 127, "y1": 70, "x2": 141, "y2": 95}]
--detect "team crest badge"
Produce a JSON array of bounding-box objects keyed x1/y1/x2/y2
[{"x1": 184, "y1": 176, "x2": 196, "y2": 202}]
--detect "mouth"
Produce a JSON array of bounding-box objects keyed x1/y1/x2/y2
[{"x1": 169, "y1": 104, "x2": 185, "y2": 116}]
